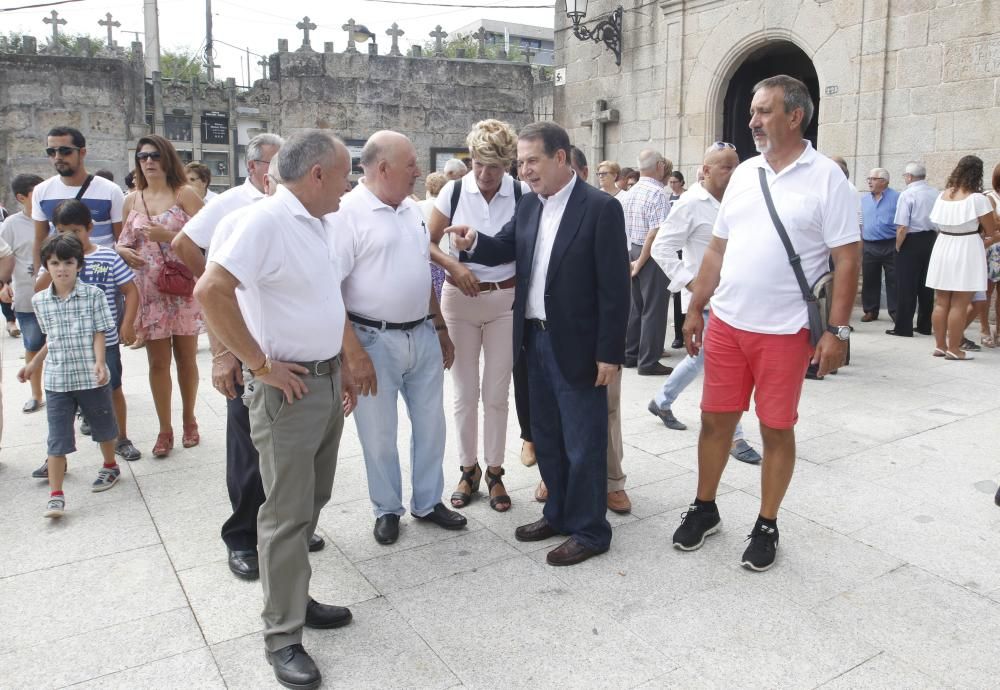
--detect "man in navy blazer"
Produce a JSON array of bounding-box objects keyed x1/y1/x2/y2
[{"x1": 447, "y1": 122, "x2": 629, "y2": 566}]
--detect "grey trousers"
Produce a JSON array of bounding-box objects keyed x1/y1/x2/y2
[
  {"x1": 625, "y1": 243, "x2": 670, "y2": 369},
  {"x1": 246, "y1": 365, "x2": 344, "y2": 652}
]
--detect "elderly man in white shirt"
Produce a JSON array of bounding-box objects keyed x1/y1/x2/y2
[
  {"x1": 672, "y1": 75, "x2": 860, "y2": 572},
  {"x1": 196, "y1": 129, "x2": 370, "y2": 690},
  {"x1": 647, "y1": 143, "x2": 762, "y2": 465},
  {"x1": 890, "y1": 161, "x2": 939, "y2": 337},
  {"x1": 337, "y1": 130, "x2": 465, "y2": 547}
]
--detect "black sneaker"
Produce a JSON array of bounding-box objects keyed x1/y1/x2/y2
[
  {"x1": 741, "y1": 519, "x2": 779, "y2": 571},
  {"x1": 672, "y1": 502, "x2": 721, "y2": 550},
  {"x1": 961, "y1": 338, "x2": 982, "y2": 352},
  {"x1": 79, "y1": 415, "x2": 91, "y2": 436}
]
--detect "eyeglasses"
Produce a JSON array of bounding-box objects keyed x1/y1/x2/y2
[
  {"x1": 135, "y1": 151, "x2": 162, "y2": 162},
  {"x1": 45, "y1": 146, "x2": 80, "y2": 157},
  {"x1": 250, "y1": 159, "x2": 271, "y2": 166},
  {"x1": 865, "y1": 177, "x2": 887, "y2": 182},
  {"x1": 597, "y1": 171, "x2": 615, "y2": 177},
  {"x1": 711, "y1": 141, "x2": 736, "y2": 150}
]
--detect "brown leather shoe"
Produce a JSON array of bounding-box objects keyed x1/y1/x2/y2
[
  {"x1": 520, "y1": 441, "x2": 536, "y2": 467},
  {"x1": 514, "y1": 517, "x2": 558, "y2": 542},
  {"x1": 534, "y1": 480, "x2": 548, "y2": 503},
  {"x1": 860, "y1": 312, "x2": 876, "y2": 322},
  {"x1": 607, "y1": 490, "x2": 631, "y2": 515},
  {"x1": 546, "y1": 538, "x2": 606, "y2": 566}
]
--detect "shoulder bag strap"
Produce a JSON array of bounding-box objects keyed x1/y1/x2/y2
[
  {"x1": 449, "y1": 179, "x2": 462, "y2": 221},
  {"x1": 74, "y1": 175, "x2": 94, "y2": 201},
  {"x1": 758, "y1": 167, "x2": 816, "y2": 303},
  {"x1": 514, "y1": 181, "x2": 523, "y2": 204}
]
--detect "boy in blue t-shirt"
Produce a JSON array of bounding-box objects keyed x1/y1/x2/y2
[{"x1": 33, "y1": 200, "x2": 142, "y2": 466}]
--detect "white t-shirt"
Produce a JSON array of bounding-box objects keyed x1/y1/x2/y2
[
  {"x1": 710, "y1": 142, "x2": 860, "y2": 334},
  {"x1": 335, "y1": 184, "x2": 432, "y2": 324},
  {"x1": 0, "y1": 212, "x2": 37, "y2": 312},
  {"x1": 31, "y1": 174, "x2": 124, "y2": 248},
  {"x1": 650, "y1": 183, "x2": 719, "y2": 313},
  {"x1": 210, "y1": 185, "x2": 345, "y2": 362},
  {"x1": 435, "y1": 174, "x2": 527, "y2": 282},
  {"x1": 181, "y1": 178, "x2": 263, "y2": 250}
]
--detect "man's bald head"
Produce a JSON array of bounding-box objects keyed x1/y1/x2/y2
[
  {"x1": 703, "y1": 146, "x2": 739, "y2": 168},
  {"x1": 700, "y1": 145, "x2": 739, "y2": 199},
  {"x1": 360, "y1": 130, "x2": 413, "y2": 170},
  {"x1": 360, "y1": 130, "x2": 421, "y2": 207}
]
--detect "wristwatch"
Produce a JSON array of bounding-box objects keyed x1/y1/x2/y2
[
  {"x1": 827, "y1": 324, "x2": 850, "y2": 341},
  {"x1": 250, "y1": 355, "x2": 272, "y2": 377}
]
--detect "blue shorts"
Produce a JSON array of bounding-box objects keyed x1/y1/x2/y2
[
  {"x1": 106, "y1": 344, "x2": 123, "y2": 390},
  {"x1": 46, "y1": 385, "x2": 119, "y2": 456},
  {"x1": 15, "y1": 311, "x2": 45, "y2": 352}
]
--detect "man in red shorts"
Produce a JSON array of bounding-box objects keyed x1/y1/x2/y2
[{"x1": 672, "y1": 75, "x2": 861, "y2": 571}]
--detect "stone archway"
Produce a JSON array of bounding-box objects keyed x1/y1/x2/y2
[{"x1": 721, "y1": 41, "x2": 820, "y2": 161}]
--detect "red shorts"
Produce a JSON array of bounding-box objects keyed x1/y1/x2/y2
[{"x1": 701, "y1": 311, "x2": 812, "y2": 429}]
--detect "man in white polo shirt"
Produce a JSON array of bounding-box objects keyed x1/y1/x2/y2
[
  {"x1": 195, "y1": 129, "x2": 361, "y2": 690},
  {"x1": 672, "y1": 75, "x2": 860, "y2": 571},
  {"x1": 337, "y1": 130, "x2": 466, "y2": 547}
]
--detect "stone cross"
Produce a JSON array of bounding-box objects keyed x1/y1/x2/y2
[
  {"x1": 578, "y1": 100, "x2": 619, "y2": 175},
  {"x1": 386, "y1": 23, "x2": 404, "y2": 57},
  {"x1": 98, "y1": 13, "x2": 120, "y2": 47},
  {"x1": 429, "y1": 25, "x2": 447, "y2": 57},
  {"x1": 342, "y1": 18, "x2": 359, "y2": 54},
  {"x1": 472, "y1": 26, "x2": 488, "y2": 58},
  {"x1": 257, "y1": 56, "x2": 269, "y2": 79},
  {"x1": 43, "y1": 10, "x2": 67, "y2": 43},
  {"x1": 296, "y1": 16, "x2": 316, "y2": 51}
]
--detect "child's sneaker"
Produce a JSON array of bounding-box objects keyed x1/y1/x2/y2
[
  {"x1": 31, "y1": 459, "x2": 49, "y2": 479},
  {"x1": 92, "y1": 466, "x2": 120, "y2": 492},
  {"x1": 44, "y1": 495, "x2": 65, "y2": 518}
]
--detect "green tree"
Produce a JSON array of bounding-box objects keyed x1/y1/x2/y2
[
  {"x1": 3, "y1": 31, "x2": 108, "y2": 57},
  {"x1": 160, "y1": 47, "x2": 208, "y2": 81},
  {"x1": 412, "y1": 33, "x2": 525, "y2": 61}
]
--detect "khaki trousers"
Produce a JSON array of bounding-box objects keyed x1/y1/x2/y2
[
  {"x1": 606, "y1": 366, "x2": 626, "y2": 491},
  {"x1": 246, "y1": 366, "x2": 344, "y2": 652}
]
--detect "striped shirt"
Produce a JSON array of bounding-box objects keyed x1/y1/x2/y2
[
  {"x1": 621, "y1": 177, "x2": 669, "y2": 245},
  {"x1": 32, "y1": 281, "x2": 115, "y2": 392},
  {"x1": 80, "y1": 247, "x2": 135, "y2": 346},
  {"x1": 31, "y1": 175, "x2": 125, "y2": 249}
]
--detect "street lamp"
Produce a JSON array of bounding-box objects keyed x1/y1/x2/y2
[{"x1": 566, "y1": 1, "x2": 623, "y2": 66}]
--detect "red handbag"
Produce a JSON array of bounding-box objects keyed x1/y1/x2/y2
[{"x1": 156, "y1": 242, "x2": 195, "y2": 297}]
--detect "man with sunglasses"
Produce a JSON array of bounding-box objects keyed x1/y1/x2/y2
[{"x1": 31, "y1": 127, "x2": 124, "y2": 273}]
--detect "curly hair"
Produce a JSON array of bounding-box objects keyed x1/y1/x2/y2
[
  {"x1": 425, "y1": 172, "x2": 447, "y2": 197},
  {"x1": 944, "y1": 155, "x2": 984, "y2": 194},
  {"x1": 133, "y1": 134, "x2": 188, "y2": 191},
  {"x1": 992, "y1": 162, "x2": 1000, "y2": 194},
  {"x1": 466, "y1": 119, "x2": 518, "y2": 167}
]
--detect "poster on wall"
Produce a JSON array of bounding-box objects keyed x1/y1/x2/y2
[
  {"x1": 344, "y1": 139, "x2": 367, "y2": 176},
  {"x1": 201, "y1": 111, "x2": 230, "y2": 145},
  {"x1": 431, "y1": 147, "x2": 471, "y2": 173}
]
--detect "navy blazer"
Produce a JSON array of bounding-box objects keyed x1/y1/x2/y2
[{"x1": 468, "y1": 176, "x2": 630, "y2": 388}]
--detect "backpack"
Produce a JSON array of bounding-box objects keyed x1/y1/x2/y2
[{"x1": 449, "y1": 177, "x2": 523, "y2": 221}]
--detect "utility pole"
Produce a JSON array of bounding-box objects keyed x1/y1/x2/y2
[
  {"x1": 143, "y1": 0, "x2": 160, "y2": 76},
  {"x1": 205, "y1": 0, "x2": 215, "y2": 82}
]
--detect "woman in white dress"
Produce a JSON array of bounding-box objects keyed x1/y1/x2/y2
[{"x1": 926, "y1": 155, "x2": 999, "y2": 360}]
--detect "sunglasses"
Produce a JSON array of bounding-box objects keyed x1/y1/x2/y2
[
  {"x1": 136, "y1": 151, "x2": 162, "y2": 162},
  {"x1": 45, "y1": 146, "x2": 81, "y2": 157},
  {"x1": 711, "y1": 141, "x2": 736, "y2": 150}
]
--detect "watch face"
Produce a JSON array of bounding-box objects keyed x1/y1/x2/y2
[{"x1": 838, "y1": 326, "x2": 850, "y2": 340}]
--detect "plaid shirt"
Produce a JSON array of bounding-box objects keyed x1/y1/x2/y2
[
  {"x1": 621, "y1": 177, "x2": 669, "y2": 245},
  {"x1": 32, "y1": 281, "x2": 114, "y2": 392}
]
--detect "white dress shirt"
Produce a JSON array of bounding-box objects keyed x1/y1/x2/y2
[
  {"x1": 650, "y1": 182, "x2": 720, "y2": 312},
  {"x1": 182, "y1": 178, "x2": 264, "y2": 250},
  {"x1": 525, "y1": 173, "x2": 576, "y2": 320}
]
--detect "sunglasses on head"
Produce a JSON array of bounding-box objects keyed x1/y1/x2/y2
[
  {"x1": 136, "y1": 151, "x2": 162, "y2": 162},
  {"x1": 45, "y1": 146, "x2": 80, "y2": 157},
  {"x1": 711, "y1": 141, "x2": 736, "y2": 150}
]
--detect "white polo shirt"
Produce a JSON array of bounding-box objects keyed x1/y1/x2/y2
[
  {"x1": 210, "y1": 184, "x2": 345, "y2": 362},
  {"x1": 336, "y1": 183, "x2": 432, "y2": 323},
  {"x1": 182, "y1": 178, "x2": 264, "y2": 250},
  {"x1": 711, "y1": 141, "x2": 860, "y2": 334},
  {"x1": 435, "y1": 173, "x2": 528, "y2": 282},
  {"x1": 650, "y1": 182, "x2": 719, "y2": 313}
]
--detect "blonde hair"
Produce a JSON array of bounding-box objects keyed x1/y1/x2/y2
[
  {"x1": 598, "y1": 160, "x2": 621, "y2": 178},
  {"x1": 425, "y1": 172, "x2": 447, "y2": 196},
  {"x1": 466, "y1": 119, "x2": 517, "y2": 167}
]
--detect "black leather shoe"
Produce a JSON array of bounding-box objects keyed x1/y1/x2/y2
[
  {"x1": 671, "y1": 338, "x2": 684, "y2": 349},
  {"x1": 916, "y1": 328, "x2": 933, "y2": 336},
  {"x1": 885, "y1": 329, "x2": 912, "y2": 337},
  {"x1": 308, "y1": 534, "x2": 325, "y2": 552},
  {"x1": 415, "y1": 502, "x2": 467, "y2": 530},
  {"x1": 373, "y1": 514, "x2": 400, "y2": 545},
  {"x1": 304, "y1": 598, "x2": 353, "y2": 629},
  {"x1": 228, "y1": 549, "x2": 259, "y2": 581},
  {"x1": 623, "y1": 359, "x2": 637, "y2": 368},
  {"x1": 546, "y1": 538, "x2": 607, "y2": 566},
  {"x1": 514, "y1": 517, "x2": 559, "y2": 542},
  {"x1": 638, "y1": 363, "x2": 673, "y2": 376},
  {"x1": 265, "y1": 643, "x2": 321, "y2": 690}
]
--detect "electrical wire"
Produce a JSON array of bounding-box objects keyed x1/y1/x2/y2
[{"x1": 0, "y1": 0, "x2": 84, "y2": 11}]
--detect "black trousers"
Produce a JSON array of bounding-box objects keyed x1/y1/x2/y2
[
  {"x1": 894, "y1": 231, "x2": 936, "y2": 336},
  {"x1": 513, "y1": 351, "x2": 531, "y2": 443},
  {"x1": 625, "y1": 244, "x2": 669, "y2": 368},
  {"x1": 220, "y1": 383, "x2": 265, "y2": 551},
  {"x1": 862, "y1": 239, "x2": 897, "y2": 318},
  {"x1": 672, "y1": 250, "x2": 684, "y2": 343}
]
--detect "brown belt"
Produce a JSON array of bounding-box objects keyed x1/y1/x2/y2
[{"x1": 445, "y1": 275, "x2": 516, "y2": 292}]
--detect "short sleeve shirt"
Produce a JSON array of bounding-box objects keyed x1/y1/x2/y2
[
  {"x1": 893, "y1": 181, "x2": 940, "y2": 234},
  {"x1": 181, "y1": 178, "x2": 264, "y2": 250},
  {"x1": 80, "y1": 247, "x2": 134, "y2": 346},
  {"x1": 31, "y1": 175, "x2": 125, "y2": 248},
  {"x1": 32, "y1": 281, "x2": 114, "y2": 392},
  {"x1": 0, "y1": 212, "x2": 37, "y2": 312},
  {"x1": 620, "y1": 177, "x2": 669, "y2": 245}
]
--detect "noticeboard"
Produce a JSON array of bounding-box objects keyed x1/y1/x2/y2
[{"x1": 201, "y1": 111, "x2": 230, "y2": 145}]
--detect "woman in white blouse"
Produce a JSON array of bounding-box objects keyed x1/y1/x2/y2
[{"x1": 926, "y1": 155, "x2": 999, "y2": 360}]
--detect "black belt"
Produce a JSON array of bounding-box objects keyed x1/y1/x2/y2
[
  {"x1": 939, "y1": 230, "x2": 981, "y2": 237},
  {"x1": 526, "y1": 318, "x2": 548, "y2": 331},
  {"x1": 348, "y1": 313, "x2": 429, "y2": 330},
  {"x1": 292, "y1": 356, "x2": 340, "y2": 376}
]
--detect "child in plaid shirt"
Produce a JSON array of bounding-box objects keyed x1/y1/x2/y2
[{"x1": 18, "y1": 232, "x2": 119, "y2": 518}]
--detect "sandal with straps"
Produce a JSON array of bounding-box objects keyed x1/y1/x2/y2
[
  {"x1": 485, "y1": 467, "x2": 511, "y2": 512},
  {"x1": 450, "y1": 465, "x2": 481, "y2": 508}
]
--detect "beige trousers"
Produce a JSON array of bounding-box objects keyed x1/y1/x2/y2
[
  {"x1": 606, "y1": 366, "x2": 626, "y2": 491},
  {"x1": 441, "y1": 282, "x2": 515, "y2": 468}
]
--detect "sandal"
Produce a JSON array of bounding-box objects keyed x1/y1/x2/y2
[
  {"x1": 152, "y1": 430, "x2": 174, "y2": 458},
  {"x1": 485, "y1": 467, "x2": 511, "y2": 512},
  {"x1": 982, "y1": 333, "x2": 996, "y2": 348},
  {"x1": 932, "y1": 348, "x2": 946, "y2": 357},
  {"x1": 182, "y1": 422, "x2": 200, "y2": 448},
  {"x1": 450, "y1": 465, "x2": 481, "y2": 508}
]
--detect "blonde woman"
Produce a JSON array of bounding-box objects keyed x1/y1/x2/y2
[
  {"x1": 597, "y1": 160, "x2": 621, "y2": 196},
  {"x1": 429, "y1": 119, "x2": 527, "y2": 512}
]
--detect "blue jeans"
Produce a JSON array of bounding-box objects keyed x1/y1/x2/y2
[
  {"x1": 351, "y1": 321, "x2": 446, "y2": 518},
  {"x1": 526, "y1": 325, "x2": 611, "y2": 552},
  {"x1": 654, "y1": 310, "x2": 744, "y2": 441}
]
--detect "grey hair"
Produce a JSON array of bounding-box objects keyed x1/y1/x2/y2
[
  {"x1": 870, "y1": 167, "x2": 890, "y2": 182},
  {"x1": 246, "y1": 133, "x2": 284, "y2": 164},
  {"x1": 277, "y1": 130, "x2": 342, "y2": 182},
  {"x1": 637, "y1": 149, "x2": 672, "y2": 176},
  {"x1": 904, "y1": 161, "x2": 926, "y2": 179},
  {"x1": 443, "y1": 158, "x2": 467, "y2": 176},
  {"x1": 753, "y1": 75, "x2": 815, "y2": 135}
]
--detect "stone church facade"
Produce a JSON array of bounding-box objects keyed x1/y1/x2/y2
[{"x1": 554, "y1": 0, "x2": 1000, "y2": 187}]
